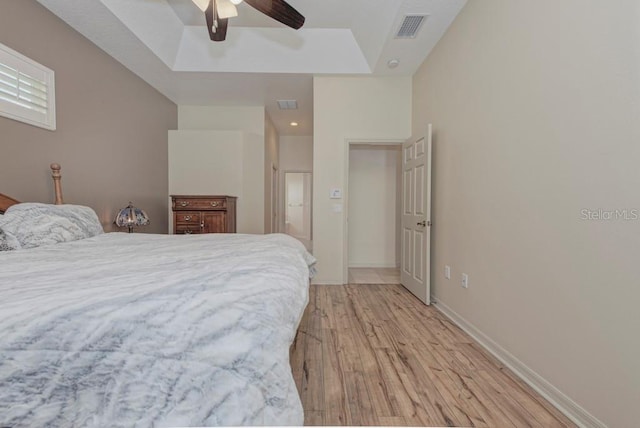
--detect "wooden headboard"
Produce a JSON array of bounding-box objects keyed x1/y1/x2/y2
[
  {"x1": 0, "y1": 163, "x2": 64, "y2": 214},
  {"x1": 0, "y1": 193, "x2": 20, "y2": 214}
]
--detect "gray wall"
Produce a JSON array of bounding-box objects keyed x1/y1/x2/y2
[
  {"x1": 0, "y1": 0, "x2": 177, "y2": 233},
  {"x1": 413, "y1": 1, "x2": 640, "y2": 426}
]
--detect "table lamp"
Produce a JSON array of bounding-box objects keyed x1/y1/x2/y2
[{"x1": 114, "y1": 202, "x2": 150, "y2": 233}]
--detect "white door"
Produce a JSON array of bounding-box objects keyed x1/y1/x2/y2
[
  {"x1": 400, "y1": 125, "x2": 433, "y2": 304},
  {"x1": 284, "y1": 172, "x2": 313, "y2": 250}
]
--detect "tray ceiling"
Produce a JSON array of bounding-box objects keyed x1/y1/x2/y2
[{"x1": 36, "y1": 0, "x2": 466, "y2": 135}]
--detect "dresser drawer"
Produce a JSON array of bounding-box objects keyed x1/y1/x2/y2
[
  {"x1": 174, "y1": 198, "x2": 226, "y2": 210},
  {"x1": 175, "y1": 224, "x2": 202, "y2": 235},
  {"x1": 175, "y1": 212, "x2": 201, "y2": 224}
]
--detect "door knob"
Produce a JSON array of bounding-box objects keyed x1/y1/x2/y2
[{"x1": 417, "y1": 220, "x2": 426, "y2": 227}]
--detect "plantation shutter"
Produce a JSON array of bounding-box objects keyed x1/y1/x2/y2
[{"x1": 0, "y1": 43, "x2": 56, "y2": 130}]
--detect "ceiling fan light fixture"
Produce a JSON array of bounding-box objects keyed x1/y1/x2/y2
[
  {"x1": 217, "y1": 0, "x2": 238, "y2": 19},
  {"x1": 192, "y1": 0, "x2": 210, "y2": 12}
]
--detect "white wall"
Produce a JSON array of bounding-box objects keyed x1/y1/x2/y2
[
  {"x1": 169, "y1": 106, "x2": 266, "y2": 233},
  {"x1": 313, "y1": 76, "x2": 411, "y2": 284},
  {"x1": 413, "y1": 1, "x2": 640, "y2": 427},
  {"x1": 168, "y1": 130, "x2": 264, "y2": 234},
  {"x1": 280, "y1": 136, "x2": 313, "y2": 172},
  {"x1": 348, "y1": 145, "x2": 401, "y2": 268},
  {"x1": 178, "y1": 105, "x2": 264, "y2": 134},
  {"x1": 241, "y1": 132, "x2": 266, "y2": 234}
]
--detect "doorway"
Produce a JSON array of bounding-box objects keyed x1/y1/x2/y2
[
  {"x1": 344, "y1": 129, "x2": 433, "y2": 304},
  {"x1": 347, "y1": 144, "x2": 402, "y2": 283},
  {"x1": 284, "y1": 171, "x2": 312, "y2": 250}
]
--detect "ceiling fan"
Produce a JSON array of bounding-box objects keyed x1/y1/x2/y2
[{"x1": 191, "y1": 0, "x2": 305, "y2": 42}]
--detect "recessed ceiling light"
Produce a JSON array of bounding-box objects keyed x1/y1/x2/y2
[
  {"x1": 387, "y1": 59, "x2": 400, "y2": 69},
  {"x1": 290, "y1": 122, "x2": 299, "y2": 127}
]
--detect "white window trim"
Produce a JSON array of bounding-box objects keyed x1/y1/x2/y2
[{"x1": 0, "y1": 42, "x2": 56, "y2": 131}]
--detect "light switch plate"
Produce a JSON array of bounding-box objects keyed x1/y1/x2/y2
[
  {"x1": 332, "y1": 203, "x2": 343, "y2": 213},
  {"x1": 330, "y1": 188, "x2": 342, "y2": 199},
  {"x1": 445, "y1": 265, "x2": 451, "y2": 280}
]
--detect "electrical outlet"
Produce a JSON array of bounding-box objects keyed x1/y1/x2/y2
[
  {"x1": 462, "y1": 273, "x2": 469, "y2": 289},
  {"x1": 444, "y1": 265, "x2": 451, "y2": 279}
]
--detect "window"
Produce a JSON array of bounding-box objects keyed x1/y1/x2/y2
[{"x1": 0, "y1": 43, "x2": 55, "y2": 131}]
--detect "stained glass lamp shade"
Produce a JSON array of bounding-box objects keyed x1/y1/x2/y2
[{"x1": 114, "y1": 202, "x2": 150, "y2": 233}]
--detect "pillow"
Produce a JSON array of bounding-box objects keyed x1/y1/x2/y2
[
  {"x1": 0, "y1": 227, "x2": 18, "y2": 251},
  {"x1": 0, "y1": 203, "x2": 104, "y2": 249}
]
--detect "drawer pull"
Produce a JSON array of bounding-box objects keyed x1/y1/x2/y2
[
  {"x1": 184, "y1": 215, "x2": 192, "y2": 221},
  {"x1": 180, "y1": 201, "x2": 190, "y2": 207},
  {"x1": 210, "y1": 201, "x2": 219, "y2": 207}
]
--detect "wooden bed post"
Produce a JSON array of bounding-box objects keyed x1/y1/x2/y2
[{"x1": 51, "y1": 163, "x2": 64, "y2": 205}]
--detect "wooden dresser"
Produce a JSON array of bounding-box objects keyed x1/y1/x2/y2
[{"x1": 171, "y1": 195, "x2": 237, "y2": 235}]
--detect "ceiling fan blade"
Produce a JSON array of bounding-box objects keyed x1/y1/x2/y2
[
  {"x1": 244, "y1": 0, "x2": 305, "y2": 30},
  {"x1": 205, "y1": 0, "x2": 229, "y2": 42}
]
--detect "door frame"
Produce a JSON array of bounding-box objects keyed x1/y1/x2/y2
[
  {"x1": 271, "y1": 163, "x2": 279, "y2": 233},
  {"x1": 343, "y1": 138, "x2": 405, "y2": 284}
]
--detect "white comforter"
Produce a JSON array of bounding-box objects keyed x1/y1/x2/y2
[{"x1": 0, "y1": 233, "x2": 315, "y2": 427}]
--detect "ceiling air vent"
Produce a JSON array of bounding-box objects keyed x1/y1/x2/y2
[
  {"x1": 277, "y1": 100, "x2": 298, "y2": 110},
  {"x1": 395, "y1": 15, "x2": 427, "y2": 39}
]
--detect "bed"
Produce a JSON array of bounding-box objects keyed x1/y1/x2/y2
[{"x1": 0, "y1": 165, "x2": 315, "y2": 427}]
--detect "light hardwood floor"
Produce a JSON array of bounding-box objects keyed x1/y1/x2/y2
[
  {"x1": 348, "y1": 267, "x2": 400, "y2": 284},
  {"x1": 290, "y1": 284, "x2": 575, "y2": 427}
]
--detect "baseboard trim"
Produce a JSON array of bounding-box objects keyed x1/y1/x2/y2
[
  {"x1": 432, "y1": 297, "x2": 606, "y2": 428},
  {"x1": 310, "y1": 280, "x2": 344, "y2": 285},
  {"x1": 348, "y1": 262, "x2": 399, "y2": 268}
]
